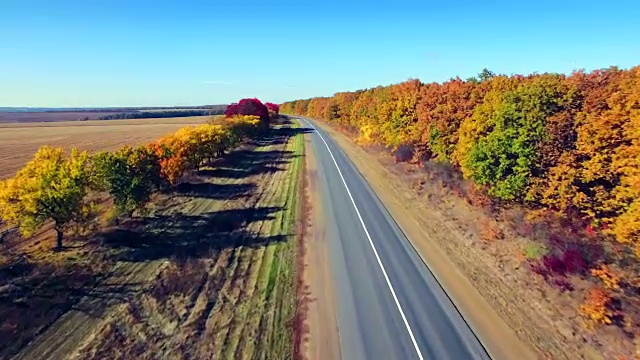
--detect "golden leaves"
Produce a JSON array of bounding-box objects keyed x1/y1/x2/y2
[{"x1": 0, "y1": 146, "x2": 91, "y2": 242}]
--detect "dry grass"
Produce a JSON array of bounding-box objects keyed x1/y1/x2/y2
[{"x1": 0, "y1": 116, "x2": 210, "y2": 179}]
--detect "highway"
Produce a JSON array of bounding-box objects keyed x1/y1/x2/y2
[{"x1": 294, "y1": 116, "x2": 492, "y2": 360}]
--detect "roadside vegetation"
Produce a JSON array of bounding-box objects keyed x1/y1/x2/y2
[
  {"x1": 281, "y1": 66, "x2": 640, "y2": 354},
  {"x1": 0, "y1": 99, "x2": 306, "y2": 359}
]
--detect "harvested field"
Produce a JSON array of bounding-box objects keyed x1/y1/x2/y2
[
  {"x1": 0, "y1": 116, "x2": 210, "y2": 179},
  {"x1": 0, "y1": 112, "x2": 125, "y2": 123},
  {"x1": 0, "y1": 122, "x2": 306, "y2": 360}
]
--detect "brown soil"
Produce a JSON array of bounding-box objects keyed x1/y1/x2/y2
[
  {"x1": 298, "y1": 133, "x2": 342, "y2": 360},
  {"x1": 311, "y1": 120, "x2": 628, "y2": 360},
  {"x1": 1, "y1": 124, "x2": 305, "y2": 360},
  {"x1": 0, "y1": 116, "x2": 210, "y2": 179}
]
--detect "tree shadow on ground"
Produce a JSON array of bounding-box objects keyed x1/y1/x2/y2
[
  {"x1": 249, "y1": 125, "x2": 313, "y2": 147},
  {"x1": 0, "y1": 201, "x2": 289, "y2": 359},
  {"x1": 200, "y1": 148, "x2": 296, "y2": 180},
  {"x1": 99, "y1": 124, "x2": 308, "y2": 272},
  {"x1": 0, "y1": 258, "x2": 141, "y2": 359},
  {"x1": 202, "y1": 129, "x2": 311, "y2": 181},
  {"x1": 101, "y1": 206, "x2": 289, "y2": 263},
  {"x1": 174, "y1": 182, "x2": 256, "y2": 199}
]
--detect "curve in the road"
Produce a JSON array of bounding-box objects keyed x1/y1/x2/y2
[{"x1": 296, "y1": 116, "x2": 492, "y2": 360}]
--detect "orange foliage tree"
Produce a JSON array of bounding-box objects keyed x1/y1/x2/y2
[{"x1": 413, "y1": 78, "x2": 483, "y2": 161}]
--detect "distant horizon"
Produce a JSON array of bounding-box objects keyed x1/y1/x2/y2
[
  {"x1": 2, "y1": 62, "x2": 638, "y2": 109},
  {"x1": 0, "y1": 105, "x2": 224, "y2": 111},
  {"x1": 1, "y1": 62, "x2": 636, "y2": 110},
  {"x1": 3, "y1": 0, "x2": 639, "y2": 107}
]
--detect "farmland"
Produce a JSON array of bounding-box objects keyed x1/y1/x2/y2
[
  {"x1": 0, "y1": 117, "x2": 305, "y2": 359},
  {"x1": 0, "y1": 116, "x2": 210, "y2": 179},
  {"x1": 0, "y1": 111, "x2": 126, "y2": 123},
  {"x1": 0, "y1": 106, "x2": 226, "y2": 123}
]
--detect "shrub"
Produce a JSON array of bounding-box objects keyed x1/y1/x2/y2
[
  {"x1": 591, "y1": 265, "x2": 621, "y2": 290},
  {"x1": 394, "y1": 144, "x2": 414, "y2": 164},
  {"x1": 579, "y1": 287, "x2": 615, "y2": 325},
  {"x1": 523, "y1": 242, "x2": 549, "y2": 260},
  {"x1": 479, "y1": 218, "x2": 504, "y2": 241}
]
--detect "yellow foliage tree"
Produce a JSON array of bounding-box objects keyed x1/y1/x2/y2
[
  {"x1": 224, "y1": 115, "x2": 260, "y2": 139},
  {"x1": 377, "y1": 79, "x2": 422, "y2": 149},
  {"x1": 0, "y1": 146, "x2": 91, "y2": 248}
]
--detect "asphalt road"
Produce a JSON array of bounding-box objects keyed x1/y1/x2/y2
[{"x1": 294, "y1": 116, "x2": 492, "y2": 360}]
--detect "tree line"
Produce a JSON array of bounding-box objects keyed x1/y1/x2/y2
[
  {"x1": 280, "y1": 66, "x2": 640, "y2": 260},
  {"x1": 281, "y1": 67, "x2": 640, "y2": 327},
  {"x1": 96, "y1": 109, "x2": 225, "y2": 120},
  {"x1": 0, "y1": 98, "x2": 275, "y2": 249}
]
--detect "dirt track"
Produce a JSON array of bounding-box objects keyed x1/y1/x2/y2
[{"x1": 3, "y1": 124, "x2": 305, "y2": 360}]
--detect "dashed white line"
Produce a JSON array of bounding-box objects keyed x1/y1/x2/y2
[{"x1": 297, "y1": 117, "x2": 425, "y2": 360}]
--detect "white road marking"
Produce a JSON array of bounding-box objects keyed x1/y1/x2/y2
[{"x1": 298, "y1": 117, "x2": 425, "y2": 360}]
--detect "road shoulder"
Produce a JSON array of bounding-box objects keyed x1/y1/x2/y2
[{"x1": 299, "y1": 129, "x2": 342, "y2": 360}]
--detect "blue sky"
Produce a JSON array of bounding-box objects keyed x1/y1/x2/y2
[{"x1": 1, "y1": 0, "x2": 639, "y2": 107}]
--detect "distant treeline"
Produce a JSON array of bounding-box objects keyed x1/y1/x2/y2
[
  {"x1": 96, "y1": 109, "x2": 225, "y2": 120},
  {"x1": 0, "y1": 105, "x2": 227, "y2": 113}
]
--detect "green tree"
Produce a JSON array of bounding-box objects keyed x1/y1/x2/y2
[
  {"x1": 462, "y1": 75, "x2": 574, "y2": 201},
  {"x1": 478, "y1": 68, "x2": 496, "y2": 82},
  {"x1": 91, "y1": 146, "x2": 162, "y2": 220}
]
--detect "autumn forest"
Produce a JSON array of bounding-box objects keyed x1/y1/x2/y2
[{"x1": 281, "y1": 66, "x2": 640, "y2": 328}]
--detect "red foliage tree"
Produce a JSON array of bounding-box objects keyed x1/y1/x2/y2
[
  {"x1": 225, "y1": 98, "x2": 270, "y2": 130},
  {"x1": 225, "y1": 104, "x2": 240, "y2": 117},
  {"x1": 225, "y1": 98, "x2": 270, "y2": 125},
  {"x1": 265, "y1": 102, "x2": 280, "y2": 115}
]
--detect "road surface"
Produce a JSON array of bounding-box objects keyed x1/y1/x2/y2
[{"x1": 295, "y1": 116, "x2": 492, "y2": 360}]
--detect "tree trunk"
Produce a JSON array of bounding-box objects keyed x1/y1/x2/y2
[{"x1": 55, "y1": 228, "x2": 63, "y2": 249}]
